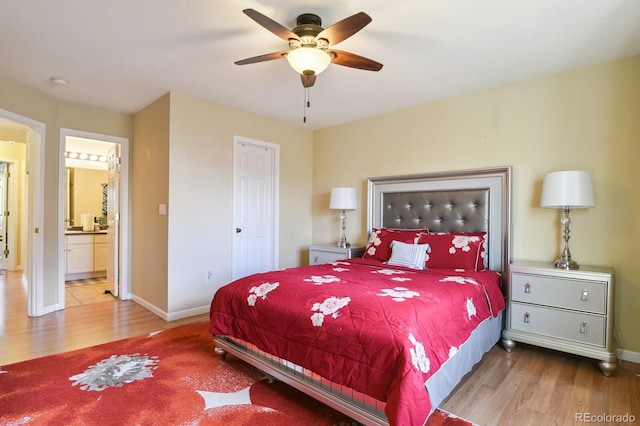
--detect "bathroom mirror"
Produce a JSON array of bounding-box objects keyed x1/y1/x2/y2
[{"x1": 65, "y1": 167, "x2": 108, "y2": 228}]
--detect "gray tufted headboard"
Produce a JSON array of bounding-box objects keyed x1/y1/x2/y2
[
  {"x1": 367, "y1": 167, "x2": 511, "y2": 272},
  {"x1": 380, "y1": 189, "x2": 489, "y2": 233}
]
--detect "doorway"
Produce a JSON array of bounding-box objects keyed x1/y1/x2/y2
[
  {"x1": 232, "y1": 136, "x2": 279, "y2": 280},
  {"x1": 58, "y1": 128, "x2": 130, "y2": 307},
  {"x1": 0, "y1": 110, "x2": 44, "y2": 317}
]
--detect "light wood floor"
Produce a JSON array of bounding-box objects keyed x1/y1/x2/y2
[
  {"x1": 1, "y1": 270, "x2": 208, "y2": 365},
  {"x1": 2, "y1": 270, "x2": 638, "y2": 425}
]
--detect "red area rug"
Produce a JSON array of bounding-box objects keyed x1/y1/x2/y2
[{"x1": 0, "y1": 321, "x2": 474, "y2": 425}]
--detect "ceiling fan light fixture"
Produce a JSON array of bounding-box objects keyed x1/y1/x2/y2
[{"x1": 286, "y1": 47, "x2": 331, "y2": 76}]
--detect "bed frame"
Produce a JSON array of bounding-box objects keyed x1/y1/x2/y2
[{"x1": 215, "y1": 166, "x2": 512, "y2": 425}]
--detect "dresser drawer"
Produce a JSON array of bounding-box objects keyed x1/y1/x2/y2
[
  {"x1": 310, "y1": 250, "x2": 347, "y2": 264},
  {"x1": 510, "y1": 302, "x2": 605, "y2": 347},
  {"x1": 309, "y1": 245, "x2": 364, "y2": 265},
  {"x1": 511, "y1": 272, "x2": 606, "y2": 314}
]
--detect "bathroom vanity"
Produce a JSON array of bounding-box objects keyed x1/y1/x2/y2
[{"x1": 65, "y1": 230, "x2": 108, "y2": 280}]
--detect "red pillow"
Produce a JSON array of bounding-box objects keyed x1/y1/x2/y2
[
  {"x1": 363, "y1": 228, "x2": 429, "y2": 262},
  {"x1": 423, "y1": 232, "x2": 487, "y2": 271}
]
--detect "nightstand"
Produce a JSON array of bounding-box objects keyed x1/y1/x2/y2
[
  {"x1": 502, "y1": 261, "x2": 617, "y2": 376},
  {"x1": 309, "y1": 244, "x2": 365, "y2": 265}
]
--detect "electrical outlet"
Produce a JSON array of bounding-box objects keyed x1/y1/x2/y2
[{"x1": 206, "y1": 269, "x2": 213, "y2": 284}]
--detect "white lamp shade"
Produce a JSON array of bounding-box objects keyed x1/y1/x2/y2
[
  {"x1": 330, "y1": 187, "x2": 357, "y2": 210},
  {"x1": 286, "y1": 47, "x2": 331, "y2": 75},
  {"x1": 540, "y1": 170, "x2": 595, "y2": 208}
]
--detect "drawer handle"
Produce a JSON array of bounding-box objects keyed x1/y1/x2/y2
[
  {"x1": 524, "y1": 283, "x2": 531, "y2": 293},
  {"x1": 313, "y1": 256, "x2": 319, "y2": 263},
  {"x1": 579, "y1": 321, "x2": 589, "y2": 334},
  {"x1": 523, "y1": 312, "x2": 530, "y2": 323},
  {"x1": 581, "y1": 289, "x2": 589, "y2": 301}
]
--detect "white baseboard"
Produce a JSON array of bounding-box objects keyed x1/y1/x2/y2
[
  {"x1": 130, "y1": 294, "x2": 209, "y2": 322},
  {"x1": 166, "y1": 305, "x2": 210, "y2": 321},
  {"x1": 130, "y1": 295, "x2": 167, "y2": 319},
  {"x1": 618, "y1": 348, "x2": 640, "y2": 364}
]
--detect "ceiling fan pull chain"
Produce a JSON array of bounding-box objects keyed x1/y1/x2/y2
[{"x1": 303, "y1": 87, "x2": 310, "y2": 123}]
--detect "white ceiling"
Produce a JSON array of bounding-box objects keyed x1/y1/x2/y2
[{"x1": 1, "y1": 1, "x2": 640, "y2": 130}]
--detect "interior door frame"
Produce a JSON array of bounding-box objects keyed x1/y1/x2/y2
[
  {"x1": 58, "y1": 128, "x2": 130, "y2": 306},
  {"x1": 231, "y1": 136, "x2": 279, "y2": 280},
  {"x1": 0, "y1": 108, "x2": 45, "y2": 317}
]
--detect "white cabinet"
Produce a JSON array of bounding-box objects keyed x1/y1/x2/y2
[
  {"x1": 66, "y1": 234, "x2": 94, "y2": 274},
  {"x1": 309, "y1": 244, "x2": 365, "y2": 265},
  {"x1": 93, "y1": 234, "x2": 108, "y2": 271},
  {"x1": 501, "y1": 261, "x2": 616, "y2": 376},
  {"x1": 65, "y1": 233, "x2": 108, "y2": 279}
]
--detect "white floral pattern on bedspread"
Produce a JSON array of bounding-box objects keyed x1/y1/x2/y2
[
  {"x1": 246, "y1": 282, "x2": 279, "y2": 306},
  {"x1": 303, "y1": 275, "x2": 340, "y2": 285},
  {"x1": 210, "y1": 257, "x2": 504, "y2": 426},
  {"x1": 310, "y1": 296, "x2": 351, "y2": 326},
  {"x1": 378, "y1": 287, "x2": 420, "y2": 302},
  {"x1": 408, "y1": 333, "x2": 430, "y2": 373}
]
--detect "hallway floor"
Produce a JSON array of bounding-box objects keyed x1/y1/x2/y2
[{"x1": 0, "y1": 270, "x2": 208, "y2": 366}]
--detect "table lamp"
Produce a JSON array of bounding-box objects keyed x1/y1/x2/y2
[
  {"x1": 540, "y1": 170, "x2": 594, "y2": 269},
  {"x1": 329, "y1": 187, "x2": 357, "y2": 248}
]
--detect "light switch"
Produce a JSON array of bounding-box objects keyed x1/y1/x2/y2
[{"x1": 158, "y1": 204, "x2": 167, "y2": 216}]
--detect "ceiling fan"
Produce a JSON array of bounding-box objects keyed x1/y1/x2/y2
[{"x1": 235, "y1": 9, "x2": 383, "y2": 88}]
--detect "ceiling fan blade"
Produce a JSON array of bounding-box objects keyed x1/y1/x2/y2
[
  {"x1": 301, "y1": 74, "x2": 316, "y2": 88},
  {"x1": 329, "y1": 50, "x2": 383, "y2": 71},
  {"x1": 243, "y1": 9, "x2": 299, "y2": 42},
  {"x1": 235, "y1": 51, "x2": 288, "y2": 65},
  {"x1": 316, "y1": 12, "x2": 372, "y2": 45}
]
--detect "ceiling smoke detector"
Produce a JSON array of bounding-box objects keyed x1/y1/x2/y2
[{"x1": 50, "y1": 76, "x2": 69, "y2": 86}]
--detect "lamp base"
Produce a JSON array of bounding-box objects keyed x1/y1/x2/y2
[
  {"x1": 337, "y1": 232, "x2": 350, "y2": 249},
  {"x1": 553, "y1": 258, "x2": 579, "y2": 270}
]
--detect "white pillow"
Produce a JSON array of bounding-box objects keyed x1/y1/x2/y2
[{"x1": 386, "y1": 240, "x2": 430, "y2": 270}]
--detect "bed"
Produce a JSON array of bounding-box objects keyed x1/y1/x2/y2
[{"x1": 210, "y1": 167, "x2": 511, "y2": 426}]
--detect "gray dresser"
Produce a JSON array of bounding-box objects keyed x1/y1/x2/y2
[{"x1": 502, "y1": 261, "x2": 617, "y2": 376}]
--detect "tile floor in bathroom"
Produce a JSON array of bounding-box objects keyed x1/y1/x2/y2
[{"x1": 65, "y1": 277, "x2": 115, "y2": 307}]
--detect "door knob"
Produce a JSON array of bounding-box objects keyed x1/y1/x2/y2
[{"x1": 236, "y1": 228, "x2": 242, "y2": 233}]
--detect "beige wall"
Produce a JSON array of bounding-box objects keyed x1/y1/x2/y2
[
  {"x1": 133, "y1": 92, "x2": 313, "y2": 317},
  {"x1": 313, "y1": 56, "x2": 640, "y2": 354},
  {"x1": 0, "y1": 73, "x2": 133, "y2": 309},
  {"x1": 132, "y1": 94, "x2": 171, "y2": 311}
]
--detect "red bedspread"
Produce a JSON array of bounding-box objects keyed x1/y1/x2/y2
[{"x1": 209, "y1": 258, "x2": 504, "y2": 425}]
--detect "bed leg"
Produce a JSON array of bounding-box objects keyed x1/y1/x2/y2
[
  {"x1": 502, "y1": 338, "x2": 516, "y2": 353},
  {"x1": 214, "y1": 346, "x2": 227, "y2": 359}
]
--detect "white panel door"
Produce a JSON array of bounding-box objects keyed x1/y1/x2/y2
[
  {"x1": 106, "y1": 144, "x2": 120, "y2": 297},
  {"x1": 232, "y1": 138, "x2": 278, "y2": 280}
]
